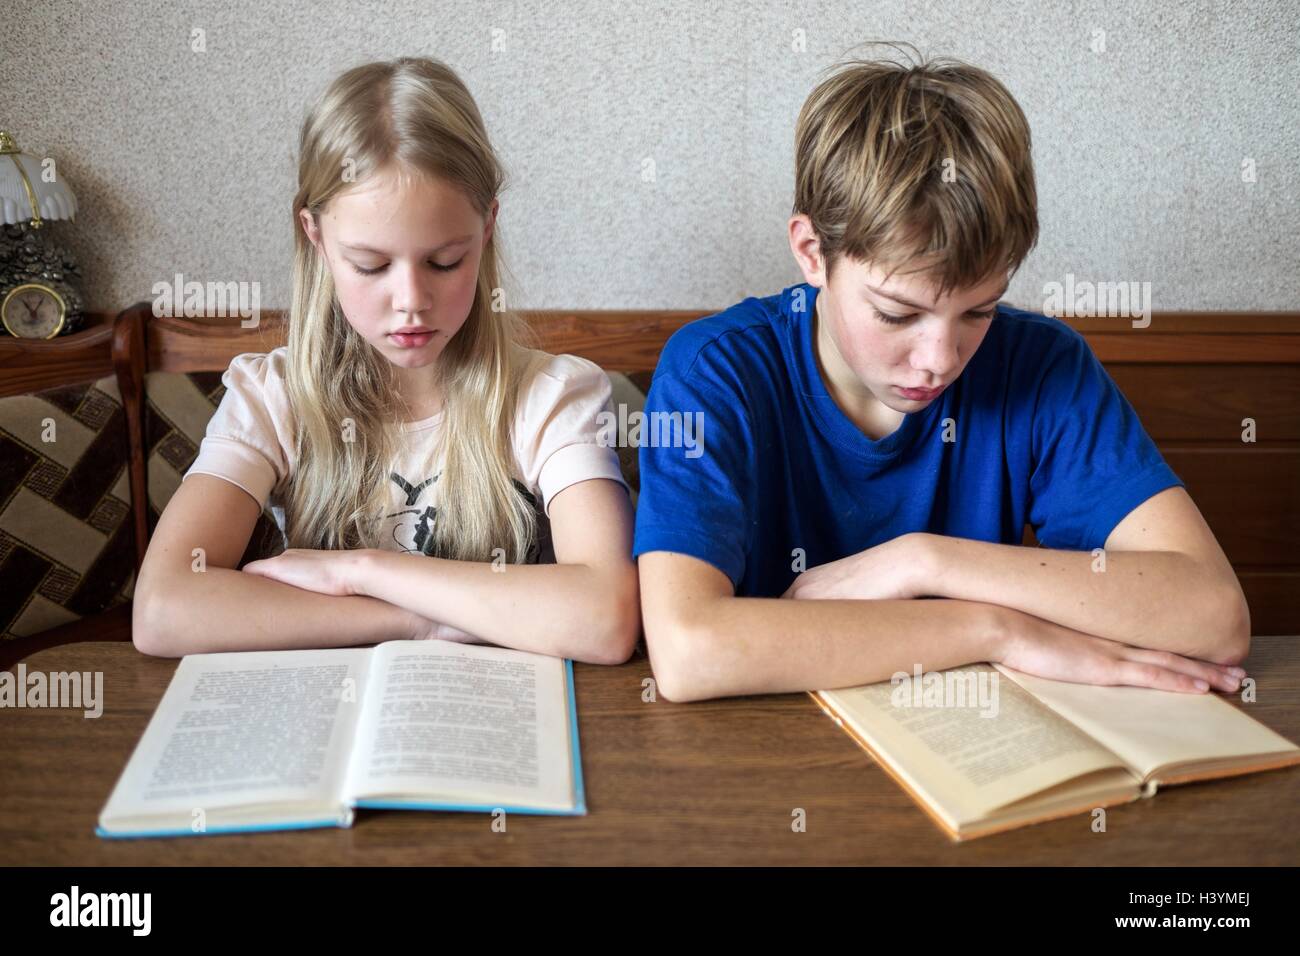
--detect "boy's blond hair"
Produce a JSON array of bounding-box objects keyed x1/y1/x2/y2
[{"x1": 793, "y1": 45, "x2": 1039, "y2": 297}]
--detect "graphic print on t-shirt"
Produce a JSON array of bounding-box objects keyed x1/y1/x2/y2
[
  {"x1": 385, "y1": 470, "x2": 441, "y2": 555},
  {"x1": 382, "y1": 469, "x2": 554, "y2": 563}
]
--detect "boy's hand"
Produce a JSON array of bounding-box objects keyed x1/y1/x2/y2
[
  {"x1": 781, "y1": 533, "x2": 928, "y2": 601},
  {"x1": 994, "y1": 606, "x2": 1247, "y2": 694}
]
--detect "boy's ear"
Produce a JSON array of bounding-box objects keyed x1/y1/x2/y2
[{"x1": 788, "y1": 214, "x2": 827, "y2": 288}]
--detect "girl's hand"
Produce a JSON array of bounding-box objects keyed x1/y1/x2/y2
[
  {"x1": 242, "y1": 548, "x2": 365, "y2": 597},
  {"x1": 995, "y1": 607, "x2": 1247, "y2": 694},
  {"x1": 404, "y1": 611, "x2": 482, "y2": 644},
  {"x1": 782, "y1": 533, "x2": 927, "y2": 602}
]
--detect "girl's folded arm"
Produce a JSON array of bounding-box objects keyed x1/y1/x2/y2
[
  {"x1": 348, "y1": 476, "x2": 640, "y2": 665},
  {"x1": 132, "y1": 474, "x2": 419, "y2": 657}
]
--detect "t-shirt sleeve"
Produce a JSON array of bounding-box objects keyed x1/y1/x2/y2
[
  {"x1": 513, "y1": 353, "x2": 629, "y2": 516},
  {"x1": 182, "y1": 350, "x2": 295, "y2": 509},
  {"x1": 632, "y1": 341, "x2": 755, "y2": 590},
  {"x1": 1027, "y1": 326, "x2": 1183, "y2": 551}
]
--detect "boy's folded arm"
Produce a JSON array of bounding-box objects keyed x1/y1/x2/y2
[
  {"x1": 637, "y1": 550, "x2": 1007, "y2": 703},
  {"x1": 914, "y1": 488, "x2": 1250, "y2": 666},
  {"x1": 132, "y1": 474, "x2": 417, "y2": 656}
]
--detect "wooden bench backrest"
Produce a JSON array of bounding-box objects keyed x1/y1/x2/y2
[{"x1": 4, "y1": 303, "x2": 1299, "y2": 632}]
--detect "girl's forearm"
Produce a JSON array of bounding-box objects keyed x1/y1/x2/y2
[
  {"x1": 133, "y1": 566, "x2": 418, "y2": 657},
  {"x1": 351, "y1": 551, "x2": 638, "y2": 664}
]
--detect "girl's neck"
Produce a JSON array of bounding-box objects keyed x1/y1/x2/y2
[{"x1": 393, "y1": 366, "x2": 444, "y2": 422}]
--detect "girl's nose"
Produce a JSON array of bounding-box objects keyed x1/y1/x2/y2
[{"x1": 391, "y1": 261, "x2": 434, "y2": 316}]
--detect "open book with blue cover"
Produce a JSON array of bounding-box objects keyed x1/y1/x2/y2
[{"x1": 97, "y1": 640, "x2": 585, "y2": 838}]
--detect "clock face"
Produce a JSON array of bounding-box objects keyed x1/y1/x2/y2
[{"x1": 2, "y1": 284, "x2": 66, "y2": 339}]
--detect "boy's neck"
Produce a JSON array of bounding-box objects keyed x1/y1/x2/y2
[{"x1": 812, "y1": 296, "x2": 905, "y2": 442}]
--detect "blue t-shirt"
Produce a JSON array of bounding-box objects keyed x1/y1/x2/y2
[{"x1": 632, "y1": 282, "x2": 1183, "y2": 596}]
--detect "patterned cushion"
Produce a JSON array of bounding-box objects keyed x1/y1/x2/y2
[
  {"x1": 0, "y1": 375, "x2": 137, "y2": 640},
  {"x1": 144, "y1": 370, "x2": 286, "y2": 565}
]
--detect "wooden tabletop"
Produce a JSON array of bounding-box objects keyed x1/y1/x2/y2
[{"x1": 2, "y1": 617, "x2": 1298, "y2": 865}]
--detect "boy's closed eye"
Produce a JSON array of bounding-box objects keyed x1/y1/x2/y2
[{"x1": 874, "y1": 307, "x2": 997, "y2": 325}]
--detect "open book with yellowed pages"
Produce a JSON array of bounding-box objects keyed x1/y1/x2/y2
[
  {"x1": 97, "y1": 639, "x2": 584, "y2": 838},
  {"x1": 812, "y1": 663, "x2": 1300, "y2": 842}
]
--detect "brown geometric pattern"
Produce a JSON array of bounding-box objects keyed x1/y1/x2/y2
[
  {"x1": 143, "y1": 371, "x2": 286, "y2": 567},
  {"x1": 0, "y1": 375, "x2": 137, "y2": 640}
]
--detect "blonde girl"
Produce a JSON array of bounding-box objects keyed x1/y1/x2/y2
[{"x1": 133, "y1": 57, "x2": 638, "y2": 664}]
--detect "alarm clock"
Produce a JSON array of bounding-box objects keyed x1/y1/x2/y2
[{"x1": 1, "y1": 282, "x2": 67, "y2": 339}]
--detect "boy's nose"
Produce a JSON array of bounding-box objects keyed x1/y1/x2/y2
[{"x1": 914, "y1": 334, "x2": 961, "y2": 381}]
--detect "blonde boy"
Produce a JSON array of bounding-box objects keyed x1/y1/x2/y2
[{"x1": 634, "y1": 54, "x2": 1248, "y2": 701}]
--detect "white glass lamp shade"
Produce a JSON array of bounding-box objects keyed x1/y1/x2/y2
[{"x1": 0, "y1": 131, "x2": 78, "y2": 226}]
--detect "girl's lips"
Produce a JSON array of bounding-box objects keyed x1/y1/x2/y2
[{"x1": 389, "y1": 331, "x2": 434, "y2": 349}]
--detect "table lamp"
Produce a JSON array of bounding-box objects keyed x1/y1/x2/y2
[{"x1": 0, "y1": 130, "x2": 86, "y2": 338}]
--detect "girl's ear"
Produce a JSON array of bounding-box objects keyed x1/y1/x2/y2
[
  {"x1": 483, "y1": 199, "x2": 499, "y2": 246},
  {"x1": 299, "y1": 208, "x2": 325, "y2": 256}
]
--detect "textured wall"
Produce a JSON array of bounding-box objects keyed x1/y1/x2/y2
[{"x1": 3, "y1": 0, "x2": 1297, "y2": 313}]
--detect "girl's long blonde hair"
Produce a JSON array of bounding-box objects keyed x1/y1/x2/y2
[{"x1": 284, "y1": 56, "x2": 537, "y2": 563}]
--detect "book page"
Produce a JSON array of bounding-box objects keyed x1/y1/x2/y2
[
  {"x1": 818, "y1": 664, "x2": 1130, "y2": 823},
  {"x1": 993, "y1": 664, "x2": 1300, "y2": 780},
  {"x1": 345, "y1": 640, "x2": 575, "y2": 811},
  {"x1": 100, "y1": 647, "x2": 371, "y2": 823}
]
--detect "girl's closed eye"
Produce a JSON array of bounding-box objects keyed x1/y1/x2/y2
[{"x1": 351, "y1": 258, "x2": 466, "y2": 276}]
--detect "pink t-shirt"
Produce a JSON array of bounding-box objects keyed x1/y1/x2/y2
[{"x1": 183, "y1": 345, "x2": 628, "y2": 554}]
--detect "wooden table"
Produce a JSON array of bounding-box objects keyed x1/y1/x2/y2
[{"x1": 3, "y1": 614, "x2": 1297, "y2": 865}]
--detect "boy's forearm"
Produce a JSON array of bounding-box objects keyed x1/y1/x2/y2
[
  {"x1": 656, "y1": 594, "x2": 1007, "y2": 701},
  {"x1": 917, "y1": 534, "x2": 1244, "y2": 659},
  {"x1": 134, "y1": 567, "x2": 416, "y2": 656}
]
